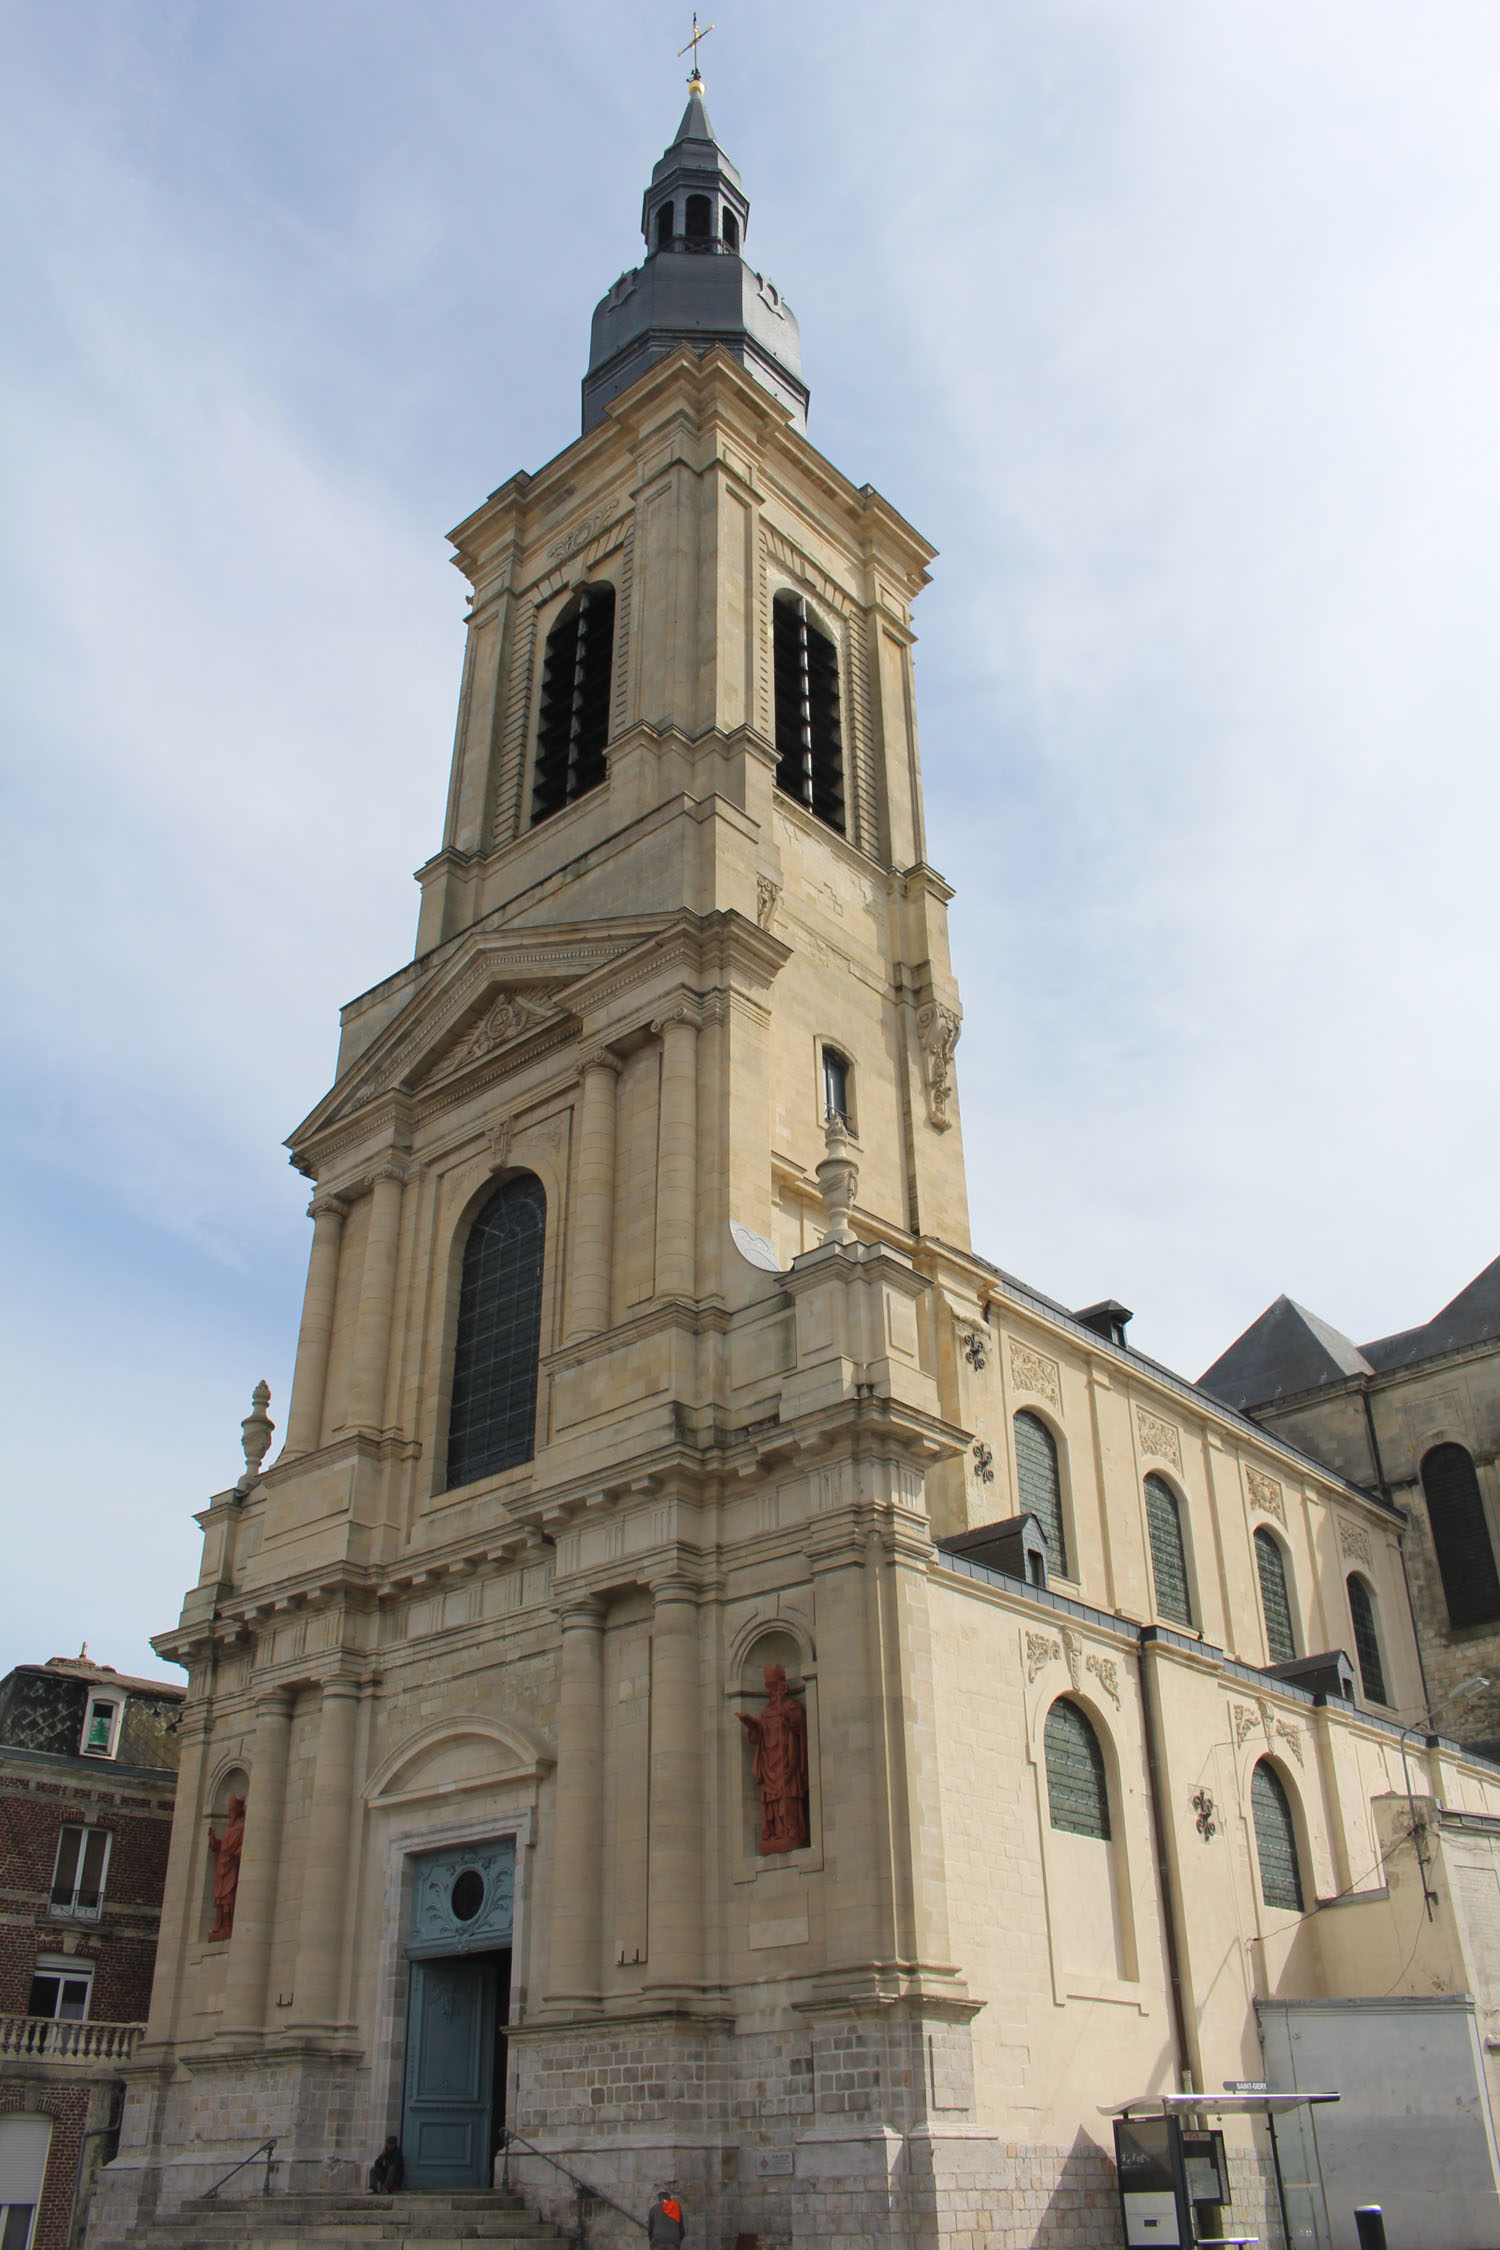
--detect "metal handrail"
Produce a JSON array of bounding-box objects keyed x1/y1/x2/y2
[
  {"x1": 203, "y1": 2136, "x2": 277, "y2": 2200},
  {"x1": 498, "y1": 2129, "x2": 648, "y2": 2241}
]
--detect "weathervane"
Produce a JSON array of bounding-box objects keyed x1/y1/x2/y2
[{"x1": 678, "y1": 11, "x2": 714, "y2": 84}]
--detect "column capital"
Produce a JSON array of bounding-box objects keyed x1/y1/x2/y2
[
  {"x1": 556, "y1": 1594, "x2": 608, "y2": 1630},
  {"x1": 370, "y1": 1155, "x2": 413, "y2": 1188},
  {"x1": 307, "y1": 1190, "x2": 350, "y2": 1221},
  {"x1": 251, "y1": 1684, "x2": 297, "y2": 1720},
  {"x1": 650, "y1": 1003, "x2": 701, "y2": 1037},
  {"x1": 649, "y1": 1573, "x2": 702, "y2": 1609},
  {"x1": 577, "y1": 1043, "x2": 624, "y2": 1078}
]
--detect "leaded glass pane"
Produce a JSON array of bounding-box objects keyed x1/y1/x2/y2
[
  {"x1": 1347, "y1": 1575, "x2": 1388, "y2": 1706},
  {"x1": 1251, "y1": 1760, "x2": 1303, "y2": 1912},
  {"x1": 1255, "y1": 1528, "x2": 1296, "y2": 1664},
  {"x1": 1420, "y1": 1444, "x2": 1500, "y2": 1628},
  {"x1": 1044, "y1": 1699, "x2": 1110, "y2": 1840},
  {"x1": 1145, "y1": 1475, "x2": 1192, "y2": 1626},
  {"x1": 445, "y1": 1175, "x2": 546, "y2": 1490},
  {"x1": 1015, "y1": 1411, "x2": 1067, "y2": 1576}
]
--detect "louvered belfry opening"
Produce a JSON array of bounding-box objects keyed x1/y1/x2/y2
[
  {"x1": 445, "y1": 1174, "x2": 547, "y2": 1490},
  {"x1": 773, "y1": 590, "x2": 846, "y2": 833},
  {"x1": 532, "y1": 582, "x2": 616, "y2": 825},
  {"x1": 1420, "y1": 1441, "x2": 1500, "y2": 1627}
]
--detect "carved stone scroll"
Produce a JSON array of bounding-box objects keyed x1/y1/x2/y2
[
  {"x1": 1025, "y1": 1632, "x2": 1061, "y2": 1684},
  {"x1": 1338, "y1": 1517, "x2": 1374, "y2": 1570},
  {"x1": 1136, "y1": 1408, "x2": 1182, "y2": 1471},
  {"x1": 1086, "y1": 1653, "x2": 1122, "y2": 1709},
  {"x1": 915, "y1": 1003, "x2": 961, "y2": 1131},
  {"x1": 1008, "y1": 1340, "x2": 1060, "y2": 1410}
]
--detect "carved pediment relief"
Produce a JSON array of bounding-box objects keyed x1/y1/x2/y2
[{"x1": 418, "y1": 986, "x2": 562, "y2": 1090}]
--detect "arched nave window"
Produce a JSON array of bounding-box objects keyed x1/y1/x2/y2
[
  {"x1": 1044, "y1": 1698, "x2": 1110, "y2": 1841},
  {"x1": 772, "y1": 591, "x2": 845, "y2": 833},
  {"x1": 1420, "y1": 1442, "x2": 1500, "y2": 1629},
  {"x1": 1250, "y1": 1759, "x2": 1304, "y2": 1913},
  {"x1": 1014, "y1": 1411, "x2": 1067, "y2": 1577},
  {"x1": 1346, "y1": 1573, "x2": 1389, "y2": 1707},
  {"x1": 445, "y1": 1174, "x2": 547, "y2": 1490},
  {"x1": 1254, "y1": 1526, "x2": 1296, "y2": 1665},
  {"x1": 532, "y1": 582, "x2": 616, "y2": 824},
  {"x1": 1145, "y1": 1474, "x2": 1192, "y2": 1626}
]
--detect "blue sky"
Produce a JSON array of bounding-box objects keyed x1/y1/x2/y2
[{"x1": 4, "y1": 2, "x2": 1499, "y2": 1678}]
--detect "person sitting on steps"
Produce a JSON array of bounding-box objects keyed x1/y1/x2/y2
[{"x1": 369, "y1": 2135, "x2": 405, "y2": 2193}]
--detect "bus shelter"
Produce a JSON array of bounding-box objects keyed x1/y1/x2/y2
[{"x1": 1103, "y1": 2090, "x2": 1340, "y2": 2250}]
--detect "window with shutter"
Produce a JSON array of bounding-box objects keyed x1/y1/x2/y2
[
  {"x1": 1014, "y1": 1411, "x2": 1067, "y2": 1577},
  {"x1": 1251, "y1": 1760, "x2": 1303, "y2": 1912},
  {"x1": 445, "y1": 1174, "x2": 547, "y2": 1491},
  {"x1": 531, "y1": 583, "x2": 616, "y2": 824},
  {"x1": 1420, "y1": 1443, "x2": 1500, "y2": 1628},
  {"x1": 1255, "y1": 1527, "x2": 1296, "y2": 1664},
  {"x1": 773, "y1": 591, "x2": 845, "y2": 832},
  {"x1": 1145, "y1": 1475, "x2": 1192, "y2": 1626},
  {"x1": 1044, "y1": 1699, "x2": 1111, "y2": 1840},
  {"x1": 1346, "y1": 1574, "x2": 1389, "y2": 1706}
]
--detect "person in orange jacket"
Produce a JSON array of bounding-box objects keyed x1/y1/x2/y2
[{"x1": 648, "y1": 2187, "x2": 685, "y2": 2247}]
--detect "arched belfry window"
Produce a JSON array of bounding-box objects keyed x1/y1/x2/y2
[
  {"x1": 684, "y1": 193, "x2": 712, "y2": 242},
  {"x1": 1045, "y1": 1700, "x2": 1110, "y2": 1840},
  {"x1": 532, "y1": 582, "x2": 616, "y2": 825},
  {"x1": 773, "y1": 591, "x2": 845, "y2": 833},
  {"x1": 722, "y1": 208, "x2": 740, "y2": 251},
  {"x1": 1250, "y1": 1760, "x2": 1303, "y2": 1912},
  {"x1": 1254, "y1": 1527, "x2": 1296, "y2": 1664},
  {"x1": 1420, "y1": 1442, "x2": 1500, "y2": 1628},
  {"x1": 445, "y1": 1174, "x2": 546, "y2": 1490},
  {"x1": 1145, "y1": 1474, "x2": 1192, "y2": 1626},
  {"x1": 1014, "y1": 1410, "x2": 1066, "y2": 1577},
  {"x1": 1346, "y1": 1574, "x2": 1388, "y2": 1706},
  {"x1": 655, "y1": 201, "x2": 674, "y2": 249}
]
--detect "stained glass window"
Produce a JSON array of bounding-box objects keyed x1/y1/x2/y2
[
  {"x1": 1015, "y1": 1411, "x2": 1067, "y2": 1577},
  {"x1": 1255, "y1": 1528, "x2": 1296, "y2": 1665},
  {"x1": 1420, "y1": 1443, "x2": 1500, "y2": 1628},
  {"x1": 532, "y1": 583, "x2": 616, "y2": 824},
  {"x1": 1251, "y1": 1760, "x2": 1303, "y2": 1912},
  {"x1": 1145, "y1": 1474, "x2": 1192, "y2": 1626},
  {"x1": 1045, "y1": 1699, "x2": 1110, "y2": 1840},
  {"x1": 1346, "y1": 1575, "x2": 1388, "y2": 1706},
  {"x1": 773, "y1": 592, "x2": 845, "y2": 833},
  {"x1": 445, "y1": 1174, "x2": 546, "y2": 1490}
]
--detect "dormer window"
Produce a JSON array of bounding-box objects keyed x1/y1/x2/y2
[
  {"x1": 773, "y1": 591, "x2": 845, "y2": 833},
  {"x1": 655, "y1": 201, "x2": 674, "y2": 249},
  {"x1": 722, "y1": 209, "x2": 739, "y2": 251},
  {"x1": 81, "y1": 1693, "x2": 120, "y2": 1759},
  {"x1": 532, "y1": 582, "x2": 616, "y2": 824}
]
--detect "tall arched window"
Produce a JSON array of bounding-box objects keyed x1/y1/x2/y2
[
  {"x1": 1250, "y1": 1760, "x2": 1303, "y2": 1912},
  {"x1": 684, "y1": 192, "x2": 712, "y2": 241},
  {"x1": 1015, "y1": 1411, "x2": 1067, "y2": 1577},
  {"x1": 1346, "y1": 1574, "x2": 1388, "y2": 1706},
  {"x1": 1145, "y1": 1474, "x2": 1192, "y2": 1626},
  {"x1": 1045, "y1": 1699, "x2": 1110, "y2": 1839},
  {"x1": 1254, "y1": 1526, "x2": 1296, "y2": 1664},
  {"x1": 1420, "y1": 1443, "x2": 1500, "y2": 1628},
  {"x1": 445, "y1": 1174, "x2": 546, "y2": 1490},
  {"x1": 773, "y1": 591, "x2": 845, "y2": 833},
  {"x1": 531, "y1": 582, "x2": 616, "y2": 825}
]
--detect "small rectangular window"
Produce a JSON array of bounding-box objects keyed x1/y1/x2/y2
[
  {"x1": 28, "y1": 1959, "x2": 93, "y2": 2022},
  {"x1": 821, "y1": 1046, "x2": 851, "y2": 1126},
  {"x1": 49, "y1": 1826, "x2": 110, "y2": 1920},
  {"x1": 81, "y1": 1695, "x2": 120, "y2": 1758}
]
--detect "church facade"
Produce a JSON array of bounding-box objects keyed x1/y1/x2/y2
[{"x1": 92, "y1": 84, "x2": 1500, "y2": 2250}]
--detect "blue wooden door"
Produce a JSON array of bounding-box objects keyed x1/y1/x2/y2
[{"x1": 401, "y1": 1957, "x2": 496, "y2": 2192}]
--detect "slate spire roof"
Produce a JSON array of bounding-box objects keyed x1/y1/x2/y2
[
  {"x1": 1200, "y1": 1254, "x2": 1500, "y2": 1410},
  {"x1": 582, "y1": 80, "x2": 807, "y2": 435}
]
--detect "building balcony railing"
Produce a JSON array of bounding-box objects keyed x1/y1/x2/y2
[{"x1": 0, "y1": 2014, "x2": 145, "y2": 2064}]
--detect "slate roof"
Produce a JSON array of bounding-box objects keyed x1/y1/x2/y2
[{"x1": 1200, "y1": 1255, "x2": 1500, "y2": 1411}]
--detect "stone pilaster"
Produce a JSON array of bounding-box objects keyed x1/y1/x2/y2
[
  {"x1": 566, "y1": 1051, "x2": 621, "y2": 1341},
  {"x1": 290, "y1": 1677, "x2": 363, "y2": 2030},
  {"x1": 546, "y1": 1597, "x2": 606, "y2": 2009},
  {"x1": 220, "y1": 1686, "x2": 295, "y2": 2037},
  {"x1": 652, "y1": 1009, "x2": 698, "y2": 1299},
  {"x1": 645, "y1": 1575, "x2": 704, "y2": 1998},
  {"x1": 345, "y1": 1161, "x2": 407, "y2": 1434},
  {"x1": 281, "y1": 1192, "x2": 348, "y2": 1458}
]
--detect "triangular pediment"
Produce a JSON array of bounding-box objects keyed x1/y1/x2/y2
[{"x1": 290, "y1": 916, "x2": 673, "y2": 1151}]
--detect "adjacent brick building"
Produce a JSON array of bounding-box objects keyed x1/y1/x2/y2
[{"x1": 0, "y1": 1654, "x2": 182, "y2": 2250}]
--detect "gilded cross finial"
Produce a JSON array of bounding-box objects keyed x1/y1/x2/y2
[{"x1": 677, "y1": 11, "x2": 714, "y2": 84}]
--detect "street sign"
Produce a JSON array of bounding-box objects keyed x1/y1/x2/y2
[{"x1": 1223, "y1": 2080, "x2": 1269, "y2": 2094}]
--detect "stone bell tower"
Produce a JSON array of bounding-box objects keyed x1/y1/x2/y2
[{"x1": 97, "y1": 69, "x2": 994, "y2": 2250}]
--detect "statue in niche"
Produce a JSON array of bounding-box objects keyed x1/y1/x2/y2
[
  {"x1": 737, "y1": 1664, "x2": 809, "y2": 1854},
  {"x1": 208, "y1": 1792, "x2": 247, "y2": 1940}
]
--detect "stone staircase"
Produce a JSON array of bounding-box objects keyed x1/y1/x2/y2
[{"x1": 127, "y1": 2189, "x2": 568, "y2": 2250}]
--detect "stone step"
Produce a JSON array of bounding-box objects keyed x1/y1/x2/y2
[{"x1": 126, "y1": 2189, "x2": 568, "y2": 2248}]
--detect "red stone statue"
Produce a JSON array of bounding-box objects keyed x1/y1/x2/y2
[
  {"x1": 208, "y1": 1792, "x2": 247, "y2": 1940},
  {"x1": 737, "y1": 1664, "x2": 809, "y2": 1854}
]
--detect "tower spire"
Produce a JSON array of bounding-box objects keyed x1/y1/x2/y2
[{"x1": 581, "y1": 79, "x2": 808, "y2": 434}]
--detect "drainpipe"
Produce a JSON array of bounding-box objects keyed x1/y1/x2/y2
[
  {"x1": 1137, "y1": 1628, "x2": 1194, "y2": 2091},
  {"x1": 1362, "y1": 1378, "x2": 1434, "y2": 1717}
]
